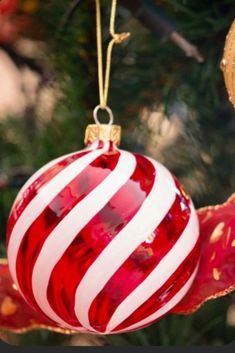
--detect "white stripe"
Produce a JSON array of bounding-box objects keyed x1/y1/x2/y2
[
  {"x1": 74, "y1": 157, "x2": 177, "y2": 332},
  {"x1": 106, "y1": 207, "x2": 199, "y2": 331},
  {"x1": 7, "y1": 144, "x2": 106, "y2": 290},
  {"x1": 112, "y1": 263, "x2": 199, "y2": 334},
  {"x1": 11, "y1": 141, "x2": 100, "y2": 209},
  {"x1": 11, "y1": 153, "x2": 75, "y2": 209},
  {"x1": 31, "y1": 151, "x2": 136, "y2": 328}
]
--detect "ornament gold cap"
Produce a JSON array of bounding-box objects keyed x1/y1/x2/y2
[{"x1": 84, "y1": 124, "x2": 122, "y2": 146}]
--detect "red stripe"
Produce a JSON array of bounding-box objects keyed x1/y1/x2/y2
[
  {"x1": 6, "y1": 150, "x2": 90, "y2": 245},
  {"x1": 88, "y1": 179, "x2": 191, "y2": 332},
  {"x1": 113, "y1": 238, "x2": 200, "y2": 333},
  {"x1": 46, "y1": 154, "x2": 155, "y2": 327},
  {"x1": 15, "y1": 150, "x2": 120, "y2": 320}
]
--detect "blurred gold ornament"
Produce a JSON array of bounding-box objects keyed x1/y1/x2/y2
[
  {"x1": 221, "y1": 19, "x2": 235, "y2": 107},
  {"x1": 20, "y1": 0, "x2": 39, "y2": 14}
]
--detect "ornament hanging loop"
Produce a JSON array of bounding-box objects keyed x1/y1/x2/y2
[
  {"x1": 94, "y1": 0, "x2": 130, "y2": 124},
  {"x1": 93, "y1": 105, "x2": 114, "y2": 125},
  {"x1": 112, "y1": 32, "x2": 130, "y2": 44}
]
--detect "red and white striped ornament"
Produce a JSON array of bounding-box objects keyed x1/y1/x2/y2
[{"x1": 6, "y1": 124, "x2": 200, "y2": 334}]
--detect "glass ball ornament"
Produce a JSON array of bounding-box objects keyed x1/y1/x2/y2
[{"x1": 6, "y1": 124, "x2": 200, "y2": 334}]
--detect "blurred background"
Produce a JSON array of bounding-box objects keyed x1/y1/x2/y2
[{"x1": 1, "y1": 0, "x2": 235, "y2": 346}]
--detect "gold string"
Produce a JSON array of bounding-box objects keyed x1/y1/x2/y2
[{"x1": 95, "y1": 0, "x2": 130, "y2": 109}]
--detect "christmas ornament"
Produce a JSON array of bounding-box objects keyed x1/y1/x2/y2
[
  {"x1": 3, "y1": 195, "x2": 235, "y2": 334},
  {"x1": 0, "y1": 0, "x2": 19, "y2": 43},
  {"x1": 6, "y1": 0, "x2": 200, "y2": 334},
  {"x1": 0, "y1": 0, "x2": 18, "y2": 15},
  {"x1": 221, "y1": 19, "x2": 235, "y2": 107},
  {"x1": 0, "y1": 0, "x2": 39, "y2": 44},
  {"x1": 6, "y1": 124, "x2": 200, "y2": 334}
]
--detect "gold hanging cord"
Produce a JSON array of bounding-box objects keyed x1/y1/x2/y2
[{"x1": 94, "y1": 0, "x2": 130, "y2": 124}]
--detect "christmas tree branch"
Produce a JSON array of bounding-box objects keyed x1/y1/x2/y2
[
  {"x1": 57, "y1": 0, "x2": 82, "y2": 34},
  {"x1": 120, "y1": 0, "x2": 204, "y2": 63}
]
